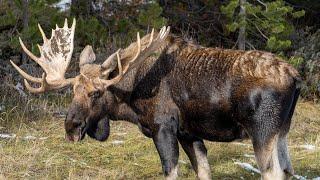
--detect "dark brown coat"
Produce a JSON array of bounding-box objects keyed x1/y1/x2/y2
[{"x1": 67, "y1": 35, "x2": 300, "y2": 179}]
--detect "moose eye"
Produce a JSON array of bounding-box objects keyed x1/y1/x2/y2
[{"x1": 88, "y1": 90, "x2": 101, "y2": 99}]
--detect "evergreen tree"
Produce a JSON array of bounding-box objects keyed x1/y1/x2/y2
[
  {"x1": 0, "y1": 0, "x2": 63, "y2": 64},
  {"x1": 221, "y1": 0, "x2": 305, "y2": 52}
]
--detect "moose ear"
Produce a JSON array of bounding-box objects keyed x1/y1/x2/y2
[
  {"x1": 86, "y1": 117, "x2": 110, "y2": 141},
  {"x1": 79, "y1": 45, "x2": 96, "y2": 67}
]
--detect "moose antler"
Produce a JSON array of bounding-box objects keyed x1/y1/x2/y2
[
  {"x1": 99, "y1": 26, "x2": 170, "y2": 87},
  {"x1": 10, "y1": 18, "x2": 76, "y2": 93}
]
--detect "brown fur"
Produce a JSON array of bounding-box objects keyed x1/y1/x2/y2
[{"x1": 64, "y1": 33, "x2": 301, "y2": 179}]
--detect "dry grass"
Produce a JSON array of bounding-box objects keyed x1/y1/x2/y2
[{"x1": 0, "y1": 88, "x2": 319, "y2": 179}]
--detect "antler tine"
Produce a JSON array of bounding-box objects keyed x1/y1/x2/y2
[
  {"x1": 24, "y1": 73, "x2": 48, "y2": 93},
  {"x1": 64, "y1": 18, "x2": 68, "y2": 28},
  {"x1": 99, "y1": 26, "x2": 170, "y2": 88},
  {"x1": 102, "y1": 49, "x2": 121, "y2": 68},
  {"x1": 164, "y1": 26, "x2": 170, "y2": 38},
  {"x1": 24, "y1": 73, "x2": 76, "y2": 94},
  {"x1": 10, "y1": 60, "x2": 42, "y2": 83},
  {"x1": 130, "y1": 32, "x2": 141, "y2": 63},
  {"x1": 116, "y1": 51, "x2": 123, "y2": 76},
  {"x1": 71, "y1": 18, "x2": 76, "y2": 35},
  {"x1": 99, "y1": 51, "x2": 123, "y2": 88},
  {"x1": 158, "y1": 26, "x2": 165, "y2": 38},
  {"x1": 38, "y1": 24, "x2": 48, "y2": 42},
  {"x1": 158, "y1": 26, "x2": 170, "y2": 40},
  {"x1": 147, "y1": 28, "x2": 154, "y2": 48},
  {"x1": 126, "y1": 26, "x2": 170, "y2": 69},
  {"x1": 19, "y1": 37, "x2": 40, "y2": 63}
]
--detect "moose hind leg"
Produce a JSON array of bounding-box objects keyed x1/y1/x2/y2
[
  {"x1": 277, "y1": 135, "x2": 294, "y2": 178},
  {"x1": 253, "y1": 134, "x2": 285, "y2": 180},
  {"x1": 247, "y1": 90, "x2": 291, "y2": 180},
  {"x1": 178, "y1": 136, "x2": 211, "y2": 180},
  {"x1": 277, "y1": 88, "x2": 299, "y2": 178}
]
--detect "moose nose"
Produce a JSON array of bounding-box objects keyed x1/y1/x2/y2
[
  {"x1": 65, "y1": 133, "x2": 75, "y2": 142},
  {"x1": 65, "y1": 133, "x2": 81, "y2": 142}
]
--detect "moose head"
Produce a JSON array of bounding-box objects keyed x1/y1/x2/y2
[{"x1": 11, "y1": 19, "x2": 170, "y2": 142}]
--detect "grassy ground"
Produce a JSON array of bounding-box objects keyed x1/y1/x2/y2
[{"x1": 0, "y1": 91, "x2": 319, "y2": 179}]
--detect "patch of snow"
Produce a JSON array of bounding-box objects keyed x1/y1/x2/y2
[
  {"x1": 294, "y1": 174, "x2": 307, "y2": 180},
  {"x1": 111, "y1": 140, "x2": 124, "y2": 145},
  {"x1": 299, "y1": 144, "x2": 316, "y2": 150},
  {"x1": 0, "y1": 133, "x2": 47, "y2": 140},
  {"x1": 234, "y1": 161, "x2": 313, "y2": 180},
  {"x1": 0, "y1": 133, "x2": 16, "y2": 139},
  {"x1": 243, "y1": 154, "x2": 255, "y2": 158},
  {"x1": 23, "y1": 136, "x2": 37, "y2": 140},
  {"x1": 234, "y1": 161, "x2": 261, "y2": 174}
]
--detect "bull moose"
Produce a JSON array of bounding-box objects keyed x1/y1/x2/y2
[{"x1": 11, "y1": 19, "x2": 301, "y2": 180}]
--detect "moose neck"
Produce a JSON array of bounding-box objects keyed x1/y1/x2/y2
[
  {"x1": 105, "y1": 36, "x2": 179, "y2": 124},
  {"x1": 106, "y1": 68, "x2": 141, "y2": 124}
]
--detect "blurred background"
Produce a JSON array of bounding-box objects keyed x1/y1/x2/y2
[
  {"x1": 0, "y1": 1, "x2": 319, "y2": 179},
  {"x1": 0, "y1": 0, "x2": 320, "y2": 100}
]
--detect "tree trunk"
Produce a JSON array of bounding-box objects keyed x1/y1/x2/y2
[
  {"x1": 237, "y1": 0, "x2": 246, "y2": 50},
  {"x1": 21, "y1": 0, "x2": 29, "y2": 64}
]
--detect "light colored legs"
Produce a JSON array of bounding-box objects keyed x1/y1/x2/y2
[
  {"x1": 166, "y1": 165, "x2": 178, "y2": 180},
  {"x1": 277, "y1": 135, "x2": 294, "y2": 179},
  {"x1": 178, "y1": 137, "x2": 211, "y2": 180},
  {"x1": 253, "y1": 135, "x2": 286, "y2": 180},
  {"x1": 194, "y1": 142, "x2": 211, "y2": 180}
]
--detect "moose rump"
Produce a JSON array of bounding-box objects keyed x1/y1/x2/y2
[{"x1": 164, "y1": 48, "x2": 301, "y2": 179}]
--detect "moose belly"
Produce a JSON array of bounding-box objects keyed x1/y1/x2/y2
[{"x1": 180, "y1": 100, "x2": 247, "y2": 142}]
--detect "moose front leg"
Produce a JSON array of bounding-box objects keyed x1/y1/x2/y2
[
  {"x1": 178, "y1": 135, "x2": 211, "y2": 180},
  {"x1": 153, "y1": 117, "x2": 179, "y2": 180}
]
